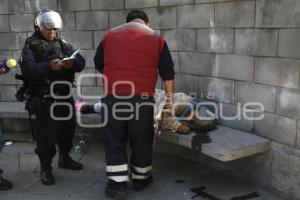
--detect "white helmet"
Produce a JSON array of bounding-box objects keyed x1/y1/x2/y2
[{"x1": 35, "y1": 9, "x2": 62, "y2": 29}]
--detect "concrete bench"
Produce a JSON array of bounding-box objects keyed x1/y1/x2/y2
[
  {"x1": 159, "y1": 126, "x2": 270, "y2": 162},
  {"x1": 0, "y1": 102, "x2": 28, "y2": 118},
  {"x1": 0, "y1": 102, "x2": 270, "y2": 162}
]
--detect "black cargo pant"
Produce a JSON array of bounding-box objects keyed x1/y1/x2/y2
[
  {"x1": 28, "y1": 96, "x2": 75, "y2": 171},
  {"x1": 102, "y1": 96, "x2": 155, "y2": 183}
]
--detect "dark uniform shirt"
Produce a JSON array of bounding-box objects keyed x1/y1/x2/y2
[{"x1": 20, "y1": 31, "x2": 85, "y2": 96}]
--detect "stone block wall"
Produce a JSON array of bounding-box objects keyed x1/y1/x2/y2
[{"x1": 1, "y1": 0, "x2": 300, "y2": 198}]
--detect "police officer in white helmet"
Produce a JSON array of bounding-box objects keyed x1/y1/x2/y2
[{"x1": 19, "y1": 9, "x2": 85, "y2": 185}]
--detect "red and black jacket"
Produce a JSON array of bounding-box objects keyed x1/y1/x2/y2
[{"x1": 94, "y1": 20, "x2": 174, "y2": 97}]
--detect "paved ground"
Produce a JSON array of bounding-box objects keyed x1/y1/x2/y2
[{"x1": 0, "y1": 133, "x2": 285, "y2": 200}]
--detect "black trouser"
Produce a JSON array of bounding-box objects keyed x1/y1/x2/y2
[
  {"x1": 102, "y1": 96, "x2": 155, "y2": 183},
  {"x1": 29, "y1": 96, "x2": 75, "y2": 171}
]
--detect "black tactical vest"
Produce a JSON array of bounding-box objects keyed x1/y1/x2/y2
[{"x1": 24, "y1": 32, "x2": 75, "y2": 96}]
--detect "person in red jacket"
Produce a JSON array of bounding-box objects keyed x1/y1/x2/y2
[{"x1": 94, "y1": 10, "x2": 175, "y2": 200}]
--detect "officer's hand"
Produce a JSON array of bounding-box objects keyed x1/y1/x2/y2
[
  {"x1": 50, "y1": 59, "x2": 63, "y2": 71},
  {"x1": 62, "y1": 60, "x2": 73, "y2": 69}
]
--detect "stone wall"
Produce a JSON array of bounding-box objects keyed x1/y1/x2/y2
[{"x1": 1, "y1": 0, "x2": 300, "y2": 199}]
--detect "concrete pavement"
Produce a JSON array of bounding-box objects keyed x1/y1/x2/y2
[{"x1": 0, "y1": 132, "x2": 285, "y2": 200}]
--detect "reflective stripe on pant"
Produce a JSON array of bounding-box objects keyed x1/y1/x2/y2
[
  {"x1": 131, "y1": 165, "x2": 152, "y2": 180},
  {"x1": 106, "y1": 164, "x2": 129, "y2": 182},
  {"x1": 102, "y1": 96, "x2": 154, "y2": 183}
]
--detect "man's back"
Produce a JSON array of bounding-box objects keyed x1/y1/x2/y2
[{"x1": 102, "y1": 20, "x2": 164, "y2": 96}]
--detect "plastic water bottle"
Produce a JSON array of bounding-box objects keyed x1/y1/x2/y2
[{"x1": 74, "y1": 145, "x2": 81, "y2": 153}]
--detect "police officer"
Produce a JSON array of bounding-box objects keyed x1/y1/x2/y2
[{"x1": 19, "y1": 9, "x2": 85, "y2": 185}]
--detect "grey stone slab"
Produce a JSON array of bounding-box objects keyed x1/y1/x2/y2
[
  {"x1": 0, "y1": 33, "x2": 27, "y2": 51},
  {"x1": 177, "y1": 133, "x2": 194, "y2": 149},
  {"x1": 271, "y1": 142, "x2": 300, "y2": 199},
  {"x1": 161, "y1": 29, "x2": 196, "y2": 51},
  {"x1": 75, "y1": 68, "x2": 97, "y2": 87},
  {"x1": 9, "y1": 14, "x2": 34, "y2": 32},
  {"x1": 0, "y1": 172, "x2": 38, "y2": 195},
  {"x1": 179, "y1": 52, "x2": 215, "y2": 76},
  {"x1": 175, "y1": 74, "x2": 198, "y2": 95},
  {"x1": 160, "y1": 0, "x2": 194, "y2": 6},
  {"x1": 60, "y1": 12, "x2": 75, "y2": 31},
  {"x1": 197, "y1": 29, "x2": 234, "y2": 53},
  {"x1": 215, "y1": 1, "x2": 255, "y2": 28},
  {"x1": 58, "y1": 0, "x2": 90, "y2": 11},
  {"x1": 175, "y1": 74, "x2": 198, "y2": 94},
  {"x1": 235, "y1": 82, "x2": 276, "y2": 113},
  {"x1": 24, "y1": 0, "x2": 57, "y2": 13},
  {"x1": 109, "y1": 10, "x2": 128, "y2": 28},
  {"x1": 0, "y1": 85, "x2": 18, "y2": 101},
  {"x1": 93, "y1": 31, "x2": 107, "y2": 49},
  {"x1": 255, "y1": 57, "x2": 300, "y2": 89},
  {"x1": 80, "y1": 86, "x2": 104, "y2": 100},
  {"x1": 20, "y1": 153, "x2": 39, "y2": 172},
  {"x1": 178, "y1": 4, "x2": 214, "y2": 28},
  {"x1": 298, "y1": 120, "x2": 300, "y2": 149},
  {"x1": 76, "y1": 11, "x2": 108, "y2": 31},
  {"x1": 91, "y1": 0, "x2": 124, "y2": 10},
  {"x1": 217, "y1": 103, "x2": 254, "y2": 132},
  {"x1": 79, "y1": 152, "x2": 105, "y2": 171},
  {"x1": 95, "y1": 71, "x2": 104, "y2": 87},
  {"x1": 256, "y1": 0, "x2": 300, "y2": 28},
  {"x1": 125, "y1": 0, "x2": 158, "y2": 8},
  {"x1": 156, "y1": 77, "x2": 163, "y2": 90},
  {"x1": 202, "y1": 125, "x2": 270, "y2": 161},
  {"x1": 0, "y1": 15, "x2": 10, "y2": 32},
  {"x1": 215, "y1": 54, "x2": 254, "y2": 81},
  {"x1": 3, "y1": 132, "x2": 32, "y2": 143},
  {"x1": 276, "y1": 88, "x2": 300, "y2": 118},
  {"x1": 160, "y1": 125, "x2": 270, "y2": 161},
  {"x1": 197, "y1": 0, "x2": 231, "y2": 3},
  {"x1": 80, "y1": 49, "x2": 96, "y2": 68},
  {"x1": 23, "y1": 170, "x2": 97, "y2": 196},
  {"x1": 171, "y1": 52, "x2": 180, "y2": 73},
  {"x1": 60, "y1": 31, "x2": 93, "y2": 50},
  {"x1": 143, "y1": 7, "x2": 177, "y2": 29},
  {"x1": 235, "y1": 29, "x2": 278, "y2": 56},
  {"x1": 278, "y1": 29, "x2": 300, "y2": 58},
  {"x1": 0, "y1": 102, "x2": 27, "y2": 118},
  {"x1": 0, "y1": 153, "x2": 19, "y2": 172},
  {"x1": 13, "y1": 50, "x2": 22, "y2": 62},
  {"x1": 1, "y1": 118, "x2": 31, "y2": 133},
  {"x1": 0, "y1": 0, "x2": 24, "y2": 14},
  {"x1": 254, "y1": 112, "x2": 297, "y2": 147},
  {"x1": 0, "y1": 51, "x2": 13, "y2": 59},
  {"x1": 198, "y1": 77, "x2": 234, "y2": 103}
]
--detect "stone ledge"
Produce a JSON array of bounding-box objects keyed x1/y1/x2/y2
[
  {"x1": 0, "y1": 102, "x2": 27, "y2": 118},
  {"x1": 0, "y1": 102, "x2": 270, "y2": 162},
  {"x1": 159, "y1": 125, "x2": 270, "y2": 162}
]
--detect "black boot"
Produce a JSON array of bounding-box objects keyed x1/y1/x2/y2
[
  {"x1": 58, "y1": 155, "x2": 83, "y2": 170},
  {"x1": 40, "y1": 170, "x2": 55, "y2": 185},
  {"x1": 0, "y1": 178, "x2": 13, "y2": 190},
  {"x1": 132, "y1": 175, "x2": 153, "y2": 191},
  {"x1": 105, "y1": 180, "x2": 127, "y2": 200}
]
